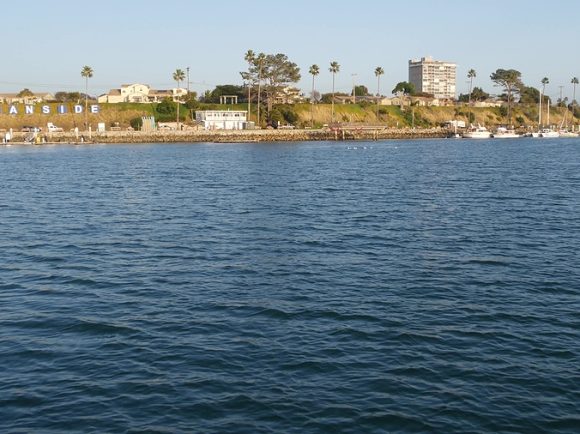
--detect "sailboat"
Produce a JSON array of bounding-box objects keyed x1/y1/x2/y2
[
  {"x1": 541, "y1": 99, "x2": 560, "y2": 137},
  {"x1": 532, "y1": 92, "x2": 559, "y2": 137},
  {"x1": 558, "y1": 108, "x2": 579, "y2": 137}
]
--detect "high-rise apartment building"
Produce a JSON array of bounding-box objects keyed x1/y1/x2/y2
[{"x1": 408, "y1": 56, "x2": 456, "y2": 99}]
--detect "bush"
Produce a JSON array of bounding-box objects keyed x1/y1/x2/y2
[
  {"x1": 184, "y1": 99, "x2": 199, "y2": 110},
  {"x1": 155, "y1": 100, "x2": 188, "y2": 122},
  {"x1": 155, "y1": 99, "x2": 176, "y2": 115},
  {"x1": 280, "y1": 107, "x2": 298, "y2": 124},
  {"x1": 269, "y1": 108, "x2": 283, "y2": 123},
  {"x1": 130, "y1": 117, "x2": 143, "y2": 130},
  {"x1": 155, "y1": 113, "x2": 188, "y2": 122}
]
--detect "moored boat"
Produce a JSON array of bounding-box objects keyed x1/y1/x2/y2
[
  {"x1": 492, "y1": 127, "x2": 520, "y2": 138},
  {"x1": 558, "y1": 130, "x2": 579, "y2": 138},
  {"x1": 463, "y1": 124, "x2": 491, "y2": 139},
  {"x1": 540, "y1": 128, "x2": 560, "y2": 138}
]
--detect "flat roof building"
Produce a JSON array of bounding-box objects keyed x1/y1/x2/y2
[
  {"x1": 408, "y1": 56, "x2": 456, "y2": 99},
  {"x1": 195, "y1": 110, "x2": 248, "y2": 130}
]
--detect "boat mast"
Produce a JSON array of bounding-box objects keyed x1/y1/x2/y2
[{"x1": 539, "y1": 87, "x2": 542, "y2": 128}]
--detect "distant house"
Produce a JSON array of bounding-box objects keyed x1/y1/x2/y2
[
  {"x1": 274, "y1": 87, "x2": 304, "y2": 104},
  {"x1": 97, "y1": 83, "x2": 187, "y2": 104},
  {"x1": 195, "y1": 110, "x2": 247, "y2": 130},
  {"x1": 0, "y1": 92, "x2": 54, "y2": 104},
  {"x1": 379, "y1": 96, "x2": 411, "y2": 107},
  {"x1": 473, "y1": 100, "x2": 503, "y2": 108},
  {"x1": 148, "y1": 88, "x2": 187, "y2": 103}
]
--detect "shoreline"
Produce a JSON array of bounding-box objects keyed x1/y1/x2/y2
[{"x1": 2, "y1": 127, "x2": 448, "y2": 145}]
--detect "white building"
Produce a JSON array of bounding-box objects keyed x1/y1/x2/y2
[
  {"x1": 195, "y1": 110, "x2": 247, "y2": 130},
  {"x1": 98, "y1": 84, "x2": 187, "y2": 103},
  {"x1": 408, "y1": 56, "x2": 456, "y2": 99}
]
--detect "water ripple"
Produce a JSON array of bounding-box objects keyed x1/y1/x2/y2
[{"x1": 1, "y1": 139, "x2": 579, "y2": 433}]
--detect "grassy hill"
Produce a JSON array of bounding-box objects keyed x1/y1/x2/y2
[
  {"x1": 291, "y1": 103, "x2": 578, "y2": 130},
  {"x1": 1, "y1": 101, "x2": 577, "y2": 131}
]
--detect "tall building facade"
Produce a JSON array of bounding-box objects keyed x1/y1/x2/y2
[{"x1": 408, "y1": 56, "x2": 456, "y2": 99}]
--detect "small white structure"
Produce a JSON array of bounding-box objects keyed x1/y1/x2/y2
[{"x1": 195, "y1": 110, "x2": 247, "y2": 130}]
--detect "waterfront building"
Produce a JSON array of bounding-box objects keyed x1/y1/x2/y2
[
  {"x1": 98, "y1": 84, "x2": 187, "y2": 104},
  {"x1": 408, "y1": 56, "x2": 456, "y2": 99},
  {"x1": 195, "y1": 110, "x2": 248, "y2": 130}
]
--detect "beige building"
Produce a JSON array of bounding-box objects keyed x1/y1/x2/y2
[
  {"x1": 98, "y1": 84, "x2": 187, "y2": 103},
  {"x1": 0, "y1": 92, "x2": 54, "y2": 104},
  {"x1": 408, "y1": 56, "x2": 456, "y2": 99},
  {"x1": 274, "y1": 87, "x2": 304, "y2": 104}
]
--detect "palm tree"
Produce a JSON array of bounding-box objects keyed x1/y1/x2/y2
[
  {"x1": 329, "y1": 61, "x2": 340, "y2": 123},
  {"x1": 256, "y1": 53, "x2": 266, "y2": 127},
  {"x1": 467, "y1": 69, "x2": 476, "y2": 124},
  {"x1": 374, "y1": 66, "x2": 384, "y2": 118},
  {"x1": 244, "y1": 50, "x2": 255, "y2": 121},
  {"x1": 309, "y1": 64, "x2": 320, "y2": 126},
  {"x1": 80, "y1": 65, "x2": 93, "y2": 130},
  {"x1": 173, "y1": 68, "x2": 186, "y2": 129},
  {"x1": 541, "y1": 77, "x2": 549, "y2": 126}
]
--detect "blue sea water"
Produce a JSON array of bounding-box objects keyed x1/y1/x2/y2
[{"x1": 0, "y1": 138, "x2": 579, "y2": 433}]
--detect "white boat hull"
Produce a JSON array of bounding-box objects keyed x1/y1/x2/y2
[
  {"x1": 493, "y1": 134, "x2": 520, "y2": 138},
  {"x1": 559, "y1": 132, "x2": 579, "y2": 138},
  {"x1": 541, "y1": 131, "x2": 560, "y2": 138},
  {"x1": 463, "y1": 132, "x2": 492, "y2": 139},
  {"x1": 532, "y1": 129, "x2": 560, "y2": 138}
]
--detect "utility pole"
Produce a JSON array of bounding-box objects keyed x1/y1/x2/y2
[
  {"x1": 351, "y1": 73, "x2": 357, "y2": 104},
  {"x1": 539, "y1": 87, "x2": 543, "y2": 128},
  {"x1": 186, "y1": 67, "x2": 190, "y2": 95}
]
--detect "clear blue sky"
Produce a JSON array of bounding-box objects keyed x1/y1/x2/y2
[{"x1": 2, "y1": 0, "x2": 579, "y2": 100}]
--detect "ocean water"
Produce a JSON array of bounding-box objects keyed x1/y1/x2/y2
[{"x1": 0, "y1": 138, "x2": 579, "y2": 433}]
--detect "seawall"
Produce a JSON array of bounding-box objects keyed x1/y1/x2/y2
[{"x1": 4, "y1": 127, "x2": 448, "y2": 144}]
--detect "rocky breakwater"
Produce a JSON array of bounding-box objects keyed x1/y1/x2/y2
[
  {"x1": 6, "y1": 127, "x2": 447, "y2": 145},
  {"x1": 93, "y1": 127, "x2": 447, "y2": 143}
]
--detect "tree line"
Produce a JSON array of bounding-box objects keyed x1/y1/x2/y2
[{"x1": 12, "y1": 58, "x2": 578, "y2": 129}]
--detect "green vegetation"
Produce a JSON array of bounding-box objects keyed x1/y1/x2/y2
[
  {"x1": 17, "y1": 88, "x2": 34, "y2": 97},
  {"x1": 129, "y1": 117, "x2": 143, "y2": 130},
  {"x1": 490, "y1": 68, "x2": 523, "y2": 124},
  {"x1": 392, "y1": 81, "x2": 415, "y2": 95},
  {"x1": 352, "y1": 85, "x2": 370, "y2": 96},
  {"x1": 54, "y1": 92, "x2": 83, "y2": 102},
  {"x1": 173, "y1": 68, "x2": 186, "y2": 126},
  {"x1": 201, "y1": 85, "x2": 245, "y2": 103},
  {"x1": 329, "y1": 61, "x2": 340, "y2": 123},
  {"x1": 458, "y1": 87, "x2": 490, "y2": 102},
  {"x1": 2, "y1": 97, "x2": 578, "y2": 132},
  {"x1": 241, "y1": 50, "x2": 301, "y2": 124}
]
